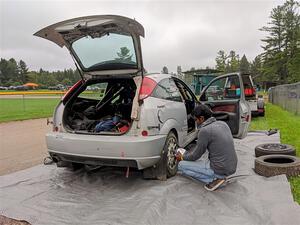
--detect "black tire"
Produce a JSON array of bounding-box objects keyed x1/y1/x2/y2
[
  {"x1": 165, "y1": 132, "x2": 178, "y2": 177},
  {"x1": 254, "y1": 154, "x2": 300, "y2": 177},
  {"x1": 255, "y1": 143, "x2": 296, "y2": 157},
  {"x1": 259, "y1": 110, "x2": 265, "y2": 117},
  {"x1": 142, "y1": 132, "x2": 178, "y2": 180}
]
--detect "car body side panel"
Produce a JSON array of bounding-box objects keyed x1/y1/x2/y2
[
  {"x1": 141, "y1": 96, "x2": 186, "y2": 146},
  {"x1": 51, "y1": 101, "x2": 65, "y2": 132}
]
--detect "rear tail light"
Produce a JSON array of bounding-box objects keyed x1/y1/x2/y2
[
  {"x1": 244, "y1": 88, "x2": 256, "y2": 96},
  {"x1": 62, "y1": 79, "x2": 84, "y2": 102},
  {"x1": 141, "y1": 130, "x2": 148, "y2": 136},
  {"x1": 139, "y1": 77, "x2": 157, "y2": 100}
]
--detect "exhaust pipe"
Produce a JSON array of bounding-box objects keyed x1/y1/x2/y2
[{"x1": 51, "y1": 155, "x2": 60, "y2": 163}]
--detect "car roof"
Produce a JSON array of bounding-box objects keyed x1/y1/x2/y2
[{"x1": 145, "y1": 73, "x2": 172, "y2": 83}]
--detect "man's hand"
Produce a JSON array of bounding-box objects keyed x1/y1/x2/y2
[
  {"x1": 175, "y1": 148, "x2": 186, "y2": 161},
  {"x1": 175, "y1": 152, "x2": 183, "y2": 161}
]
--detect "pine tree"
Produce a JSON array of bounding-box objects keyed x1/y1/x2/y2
[
  {"x1": 240, "y1": 55, "x2": 250, "y2": 74},
  {"x1": 18, "y1": 60, "x2": 29, "y2": 84},
  {"x1": 260, "y1": 0, "x2": 300, "y2": 84},
  {"x1": 215, "y1": 50, "x2": 227, "y2": 72}
]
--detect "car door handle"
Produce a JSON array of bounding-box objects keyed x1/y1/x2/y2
[{"x1": 157, "y1": 105, "x2": 165, "y2": 108}]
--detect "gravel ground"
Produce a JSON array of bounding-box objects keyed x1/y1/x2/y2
[{"x1": 0, "y1": 118, "x2": 50, "y2": 175}]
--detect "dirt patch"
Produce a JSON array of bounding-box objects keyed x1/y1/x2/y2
[{"x1": 0, "y1": 119, "x2": 50, "y2": 175}]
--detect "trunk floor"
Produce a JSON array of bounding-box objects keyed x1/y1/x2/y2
[{"x1": 0, "y1": 132, "x2": 299, "y2": 225}]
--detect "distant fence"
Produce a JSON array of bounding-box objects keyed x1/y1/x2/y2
[{"x1": 269, "y1": 82, "x2": 300, "y2": 115}]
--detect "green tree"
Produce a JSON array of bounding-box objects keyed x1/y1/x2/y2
[
  {"x1": 115, "y1": 47, "x2": 133, "y2": 62},
  {"x1": 260, "y1": 0, "x2": 300, "y2": 84},
  {"x1": 240, "y1": 55, "x2": 250, "y2": 74},
  {"x1": 18, "y1": 60, "x2": 29, "y2": 84},
  {"x1": 215, "y1": 50, "x2": 227, "y2": 72},
  {"x1": 0, "y1": 58, "x2": 18, "y2": 85},
  {"x1": 62, "y1": 78, "x2": 72, "y2": 86},
  {"x1": 250, "y1": 55, "x2": 263, "y2": 83},
  {"x1": 226, "y1": 51, "x2": 240, "y2": 73}
]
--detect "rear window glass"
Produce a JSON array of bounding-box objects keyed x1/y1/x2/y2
[
  {"x1": 242, "y1": 75, "x2": 254, "y2": 89},
  {"x1": 72, "y1": 33, "x2": 137, "y2": 71},
  {"x1": 152, "y1": 78, "x2": 182, "y2": 102}
]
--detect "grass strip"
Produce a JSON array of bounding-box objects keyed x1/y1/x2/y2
[
  {"x1": 250, "y1": 103, "x2": 300, "y2": 203},
  {"x1": 0, "y1": 98, "x2": 60, "y2": 122}
]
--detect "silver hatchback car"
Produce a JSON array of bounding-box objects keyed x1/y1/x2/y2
[{"x1": 35, "y1": 15, "x2": 250, "y2": 179}]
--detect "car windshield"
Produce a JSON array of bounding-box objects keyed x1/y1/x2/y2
[{"x1": 72, "y1": 33, "x2": 137, "y2": 71}]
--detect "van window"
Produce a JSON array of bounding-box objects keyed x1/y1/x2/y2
[{"x1": 204, "y1": 75, "x2": 241, "y2": 100}]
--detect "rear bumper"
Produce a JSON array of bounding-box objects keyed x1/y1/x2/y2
[{"x1": 46, "y1": 132, "x2": 167, "y2": 169}]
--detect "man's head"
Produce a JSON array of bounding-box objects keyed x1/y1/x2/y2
[{"x1": 192, "y1": 104, "x2": 213, "y2": 125}]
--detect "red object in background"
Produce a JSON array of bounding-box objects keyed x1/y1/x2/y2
[{"x1": 244, "y1": 88, "x2": 256, "y2": 96}]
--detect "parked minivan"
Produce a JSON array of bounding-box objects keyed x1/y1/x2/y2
[{"x1": 35, "y1": 15, "x2": 251, "y2": 179}]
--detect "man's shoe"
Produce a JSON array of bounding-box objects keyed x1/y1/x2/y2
[{"x1": 204, "y1": 178, "x2": 226, "y2": 191}]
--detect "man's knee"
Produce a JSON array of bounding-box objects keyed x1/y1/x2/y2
[
  {"x1": 178, "y1": 160, "x2": 190, "y2": 172},
  {"x1": 178, "y1": 161, "x2": 184, "y2": 172}
]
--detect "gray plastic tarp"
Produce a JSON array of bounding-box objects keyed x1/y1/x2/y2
[{"x1": 1, "y1": 132, "x2": 300, "y2": 225}]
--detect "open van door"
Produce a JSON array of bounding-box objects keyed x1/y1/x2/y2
[{"x1": 199, "y1": 73, "x2": 250, "y2": 139}]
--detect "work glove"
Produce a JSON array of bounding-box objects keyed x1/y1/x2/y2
[
  {"x1": 175, "y1": 148, "x2": 186, "y2": 161},
  {"x1": 175, "y1": 152, "x2": 183, "y2": 161}
]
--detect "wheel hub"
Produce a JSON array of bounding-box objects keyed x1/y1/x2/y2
[{"x1": 167, "y1": 137, "x2": 177, "y2": 170}]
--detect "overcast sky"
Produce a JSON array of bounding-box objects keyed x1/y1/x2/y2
[{"x1": 0, "y1": 0, "x2": 285, "y2": 73}]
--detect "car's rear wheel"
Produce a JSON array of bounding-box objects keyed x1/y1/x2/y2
[
  {"x1": 165, "y1": 132, "x2": 178, "y2": 177},
  {"x1": 142, "y1": 131, "x2": 178, "y2": 180}
]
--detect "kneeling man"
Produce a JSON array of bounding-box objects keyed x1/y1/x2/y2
[{"x1": 176, "y1": 105, "x2": 237, "y2": 191}]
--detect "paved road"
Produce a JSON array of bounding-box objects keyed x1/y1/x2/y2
[{"x1": 0, "y1": 118, "x2": 50, "y2": 175}]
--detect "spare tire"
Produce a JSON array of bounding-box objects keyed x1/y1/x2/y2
[
  {"x1": 254, "y1": 154, "x2": 300, "y2": 177},
  {"x1": 255, "y1": 143, "x2": 296, "y2": 157}
]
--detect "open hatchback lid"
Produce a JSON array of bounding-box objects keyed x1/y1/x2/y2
[{"x1": 34, "y1": 15, "x2": 145, "y2": 77}]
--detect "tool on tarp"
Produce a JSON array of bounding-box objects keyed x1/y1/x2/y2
[
  {"x1": 249, "y1": 128, "x2": 278, "y2": 136},
  {"x1": 126, "y1": 166, "x2": 130, "y2": 178}
]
